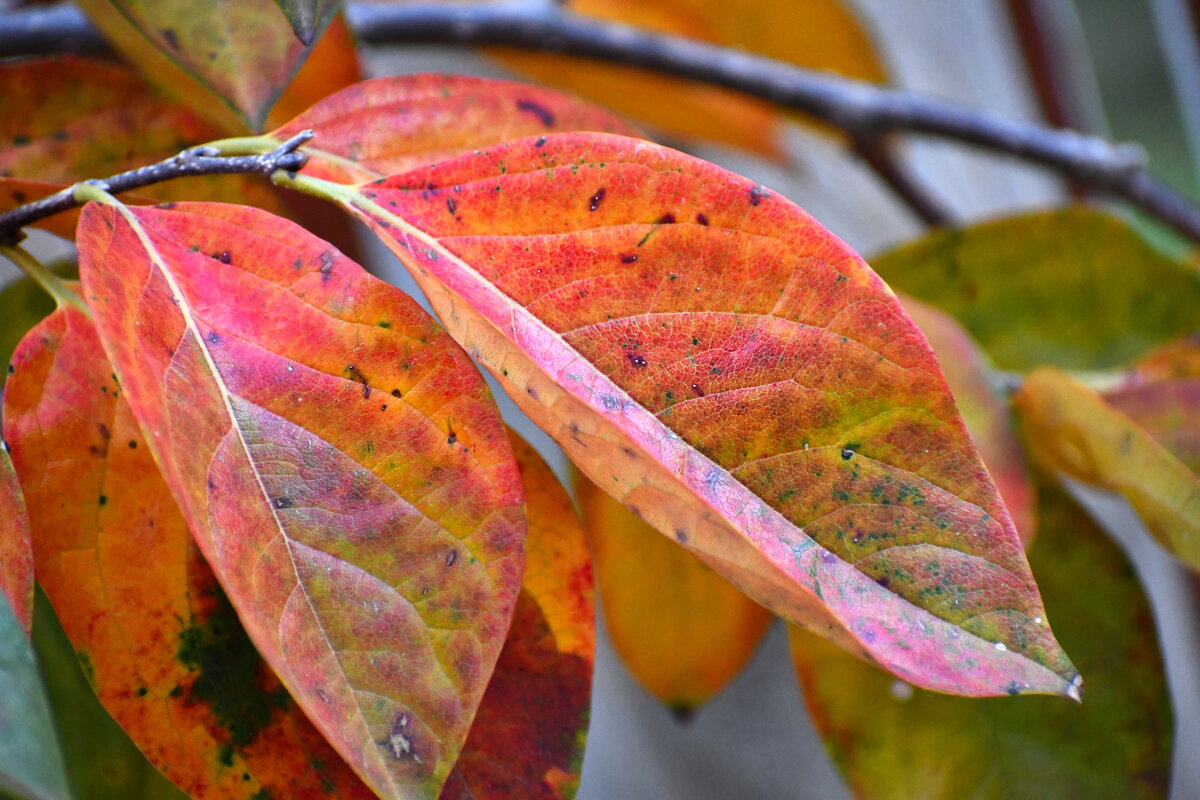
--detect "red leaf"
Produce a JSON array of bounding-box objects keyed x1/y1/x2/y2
[
  {"x1": 442, "y1": 433, "x2": 594, "y2": 799},
  {"x1": 336, "y1": 132, "x2": 1078, "y2": 698},
  {"x1": 4, "y1": 307, "x2": 375, "y2": 798},
  {"x1": 76, "y1": 201, "x2": 526, "y2": 797},
  {"x1": 0, "y1": 432, "x2": 32, "y2": 634},
  {"x1": 272, "y1": 74, "x2": 640, "y2": 183}
]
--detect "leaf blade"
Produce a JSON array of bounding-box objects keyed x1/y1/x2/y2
[
  {"x1": 0, "y1": 432, "x2": 33, "y2": 634},
  {"x1": 76, "y1": 201, "x2": 525, "y2": 798},
  {"x1": 339, "y1": 131, "x2": 1077, "y2": 698}
]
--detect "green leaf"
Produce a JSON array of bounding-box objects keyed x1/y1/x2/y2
[
  {"x1": 0, "y1": 592, "x2": 71, "y2": 800},
  {"x1": 790, "y1": 481, "x2": 1172, "y2": 799},
  {"x1": 872, "y1": 207, "x2": 1200, "y2": 371},
  {"x1": 272, "y1": 0, "x2": 341, "y2": 46}
]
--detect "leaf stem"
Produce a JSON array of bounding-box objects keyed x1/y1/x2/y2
[{"x1": 0, "y1": 243, "x2": 89, "y2": 314}]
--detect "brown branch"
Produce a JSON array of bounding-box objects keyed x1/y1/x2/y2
[
  {"x1": 0, "y1": 132, "x2": 312, "y2": 245},
  {"x1": 1, "y1": 3, "x2": 1199, "y2": 241}
]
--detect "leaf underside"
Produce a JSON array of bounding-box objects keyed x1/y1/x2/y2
[
  {"x1": 76, "y1": 201, "x2": 525, "y2": 798},
  {"x1": 340, "y1": 130, "x2": 1077, "y2": 698}
]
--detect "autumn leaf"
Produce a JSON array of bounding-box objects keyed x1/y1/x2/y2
[
  {"x1": 1104, "y1": 335, "x2": 1200, "y2": 473},
  {"x1": 789, "y1": 481, "x2": 1172, "y2": 799},
  {"x1": 0, "y1": 57, "x2": 281, "y2": 235},
  {"x1": 317, "y1": 131, "x2": 1078, "y2": 698},
  {"x1": 74, "y1": 0, "x2": 324, "y2": 131},
  {"x1": 491, "y1": 0, "x2": 885, "y2": 158},
  {"x1": 76, "y1": 201, "x2": 526, "y2": 798},
  {"x1": 442, "y1": 433, "x2": 594, "y2": 799},
  {"x1": 272, "y1": 73, "x2": 640, "y2": 184},
  {"x1": 1014, "y1": 367, "x2": 1200, "y2": 569},
  {"x1": 0, "y1": 434, "x2": 33, "y2": 634},
  {"x1": 575, "y1": 470, "x2": 770, "y2": 711},
  {"x1": 900, "y1": 294, "x2": 1035, "y2": 543},
  {"x1": 265, "y1": 12, "x2": 362, "y2": 131},
  {"x1": 871, "y1": 207, "x2": 1200, "y2": 371},
  {"x1": 0, "y1": 592, "x2": 71, "y2": 800},
  {"x1": 3, "y1": 307, "x2": 374, "y2": 798}
]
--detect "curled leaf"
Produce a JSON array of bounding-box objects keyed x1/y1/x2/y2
[
  {"x1": 272, "y1": 73, "x2": 640, "y2": 183},
  {"x1": 790, "y1": 481, "x2": 1172, "y2": 799},
  {"x1": 76, "y1": 201, "x2": 525, "y2": 798},
  {"x1": 1014, "y1": 367, "x2": 1200, "y2": 568},
  {"x1": 333, "y1": 131, "x2": 1077, "y2": 698},
  {"x1": 442, "y1": 433, "x2": 593, "y2": 799},
  {"x1": 576, "y1": 469, "x2": 770, "y2": 711},
  {"x1": 4, "y1": 307, "x2": 374, "y2": 798}
]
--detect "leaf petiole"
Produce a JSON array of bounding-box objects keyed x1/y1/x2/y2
[{"x1": 0, "y1": 242, "x2": 89, "y2": 315}]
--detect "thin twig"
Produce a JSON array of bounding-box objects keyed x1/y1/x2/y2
[
  {"x1": 0, "y1": 132, "x2": 313, "y2": 245},
  {"x1": 850, "y1": 135, "x2": 952, "y2": 227},
  {"x1": 1, "y1": 3, "x2": 1199, "y2": 241}
]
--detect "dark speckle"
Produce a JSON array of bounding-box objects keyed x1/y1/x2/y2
[
  {"x1": 446, "y1": 196, "x2": 456, "y2": 215},
  {"x1": 98, "y1": 495, "x2": 107, "y2": 506},
  {"x1": 161, "y1": 29, "x2": 180, "y2": 50},
  {"x1": 535, "y1": 135, "x2": 547, "y2": 148},
  {"x1": 1005, "y1": 681, "x2": 1021, "y2": 696},
  {"x1": 390, "y1": 388, "x2": 402, "y2": 398},
  {"x1": 447, "y1": 431, "x2": 457, "y2": 445},
  {"x1": 749, "y1": 185, "x2": 771, "y2": 206},
  {"x1": 128, "y1": 440, "x2": 138, "y2": 449},
  {"x1": 386, "y1": 713, "x2": 419, "y2": 761},
  {"x1": 318, "y1": 250, "x2": 336, "y2": 281},
  {"x1": 657, "y1": 213, "x2": 676, "y2": 224},
  {"x1": 620, "y1": 253, "x2": 638, "y2": 264},
  {"x1": 516, "y1": 98, "x2": 555, "y2": 126},
  {"x1": 213, "y1": 251, "x2": 231, "y2": 264},
  {"x1": 841, "y1": 448, "x2": 855, "y2": 460},
  {"x1": 626, "y1": 353, "x2": 647, "y2": 368},
  {"x1": 137, "y1": 686, "x2": 148, "y2": 697},
  {"x1": 98, "y1": 423, "x2": 110, "y2": 441},
  {"x1": 208, "y1": 331, "x2": 220, "y2": 344},
  {"x1": 691, "y1": 383, "x2": 705, "y2": 397},
  {"x1": 588, "y1": 187, "x2": 606, "y2": 212},
  {"x1": 695, "y1": 213, "x2": 710, "y2": 226},
  {"x1": 674, "y1": 529, "x2": 688, "y2": 544},
  {"x1": 272, "y1": 497, "x2": 294, "y2": 510},
  {"x1": 445, "y1": 550, "x2": 457, "y2": 567}
]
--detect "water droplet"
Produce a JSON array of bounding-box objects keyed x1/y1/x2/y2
[
  {"x1": 994, "y1": 642, "x2": 1008, "y2": 652},
  {"x1": 889, "y1": 680, "x2": 914, "y2": 702},
  {"x1": 1034, "y1": 616, "x2": 1044, "y2": 625},
  {"x1": 819, "y1": 550, "x2": 837, "y2": 565}
]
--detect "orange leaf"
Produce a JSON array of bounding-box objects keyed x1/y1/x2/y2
[
  {"x1": 3, "y1": 307, "x2": 375, "y2": 798},
  {"x1": 442, "y1": 433, "x2": 594, "y2": 799},
  {"x1": 491, "y1": 0, "x2": 885, "y2": 157},
  {"x1": 272, "y1": 73, "x2": 640, "y2": 183},
  {"x1": 576, "y1": 470, "x2": 770, "y2": 711},
  {"x1": 76, "y1": 200, "x2": 525, "y2": 798},
  {"x1": 266, "y1": 13, "x2": 363, "y2": 131},
  {"x1": 0, "y1": 436, "x2": 32, "y2": 634},
  {"x1": 1104, "y1": 335, "x2": 1200, "y2": 473},
  {"x1": 330, "y1": 129, "x2": 1077, "y2": 698},
  {"x1": 0, "y1": 56, "x2": 281, "y2": 235}
]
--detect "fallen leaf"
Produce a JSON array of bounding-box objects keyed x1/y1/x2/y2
[
  {"x1": 871, "y1": 207, "x2": 1200, "y2": 371},
  {"x1": 74, "y1": 0, "x2": 323, "y2": 131},
  {"x1": 442, "y1": 433, "x2": 593, "y2": 799},
  {"x1": 575, "y1": 469, "x2": 770, "y2": 711},
  {"x1": 4, "y1": 307, "x2": 375, "y2": 798},
  {"x1": 790, "y1": 480, "x2": 1172, "y2": 799},
  {"x1": 1014, "y1": 367, "x2": 1200, "y2": 568},
  {"x1": 272, "y1": 73, "x2": 640, "y2": 183},
  {"x1": 339, "y1": 131, "x2": 1078, "y2": 698},
  {"x1": 76, "y1": 200, "x2": 525, "y2": 798}
]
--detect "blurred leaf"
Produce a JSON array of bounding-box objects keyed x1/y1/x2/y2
[
  {"x1": 0, "y1": 436, "x2": 33, "y2": 634},
  {"x1": 443, "y1": 434, "x2": 593, "y2": 799},
  {"x1": 348, "y1": 130, "x2": 1078, "y2": 697},
  {"x1": 1014, "y1": 367, "x2": 1200, "y2": 568},
  {"x1": 575, "y1": 469, "x2": 771, "y2": 711},
  {"x1": 0, "y1": 57, "x2": 282, "y2": 235},
  {"x1": 266, "y1": 12, "x2": 361, "y2": 130},
  {"x1": 32, "y1": 592, "x2": 187, "y2": 800},
  {"x1": 1104, "y1": 335, "x2": 1200, "y2": 473},
  {"x1": 4, "y1": 307, "x2": 374, "y2": 798},
  {"x1": 901, "y1": 294, "x2": 1035, "y2": 544},
  {"x1": 492, "y1": 0, "x2": 885, "y2": 158},
  {"x1": 790, "y1": 480, "x2": 1172, "y2": 799},
  {"x1": 74, "y1": 0, "x2": 324, "y2": 131},
  {"x1": 76, "y1": 200, "x2": 525, "y2": 798},
  {"x1": 271, "y1": 73, "x2": 639, "y2": 183},
  {"x1": 0, "y1": 264, "x2": 77, "y2": 368},
  {"x1": 0, "y1": 592, "x2": 69, "y2": 800},
  {"x1": 272, "y1": 0, "x2": 341, "y2": 46},
  {"x1": 872, "y1": 207, "x2": 1200, "y2": 371}
]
